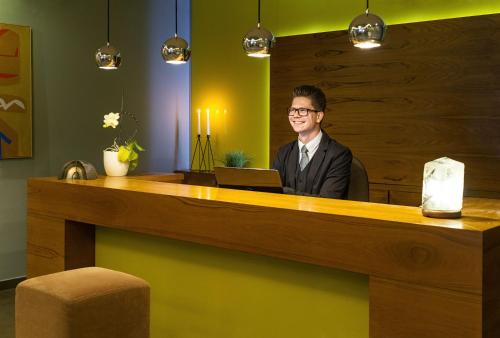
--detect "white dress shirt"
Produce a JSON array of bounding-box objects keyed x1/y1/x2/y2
[{"x1": 297, "y1": 130, "x2": 323, "y2": 164}]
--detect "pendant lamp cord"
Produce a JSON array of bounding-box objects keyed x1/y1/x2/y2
[
  {"x1": 257, "y1": 0, "x2": 261, "y2": 25},
  {"x1": 365, "y1": 0, "x2": 369, "y2": 14},
  {"x1": 175, "y1": 0, "x2": 178, "y2": 37},
  {"x1": 107, "y1": 0, "x2": 110, "y2": 43}
]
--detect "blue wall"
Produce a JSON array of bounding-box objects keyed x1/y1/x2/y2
[{"x1": 146, "y1": 0, "x2": 191, "y2": 170}]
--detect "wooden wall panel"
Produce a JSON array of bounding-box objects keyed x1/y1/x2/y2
[
  {"x1": 369, "y1": 188, "x2": 389, "y2": 204},
  {"x1": 270, "y1": 14, "x2": 500, "y2": 203}
]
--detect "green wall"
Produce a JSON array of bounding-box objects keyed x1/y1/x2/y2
[
  {"x1": 96, "y1": 228, "x2": 368, "y2": 338},
  {"x1": 191, "y1": 0, "x2": 500, "y2": 168}
]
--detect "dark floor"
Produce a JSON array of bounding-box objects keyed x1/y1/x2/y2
[{"x1": 0, "y1": 288, "x2": 15, "y2": 338}]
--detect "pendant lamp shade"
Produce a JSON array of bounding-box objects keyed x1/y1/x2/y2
[
  {"x1": 161, "y1": 35, "x2": 191, "y2": 64},
  {"x1": 96, "y1": 43, "x2": 121, "y2": 70},
  {"x1": 95, "y1": 0, "x2": 121, "y2": 70},
  {"x1": 243, "y1": 0, "x2": 275, "y2": 57},
  {"x1": 161, "y1": 0, "x2": 191, "y2": 64},
  {"x1": 348, "y1": 0, "x2": 386, "y2": 49}
]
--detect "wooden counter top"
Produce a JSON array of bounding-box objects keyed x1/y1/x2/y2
[
  {"x1": 29, "y1": 176, "x2": 500, "y2": 231},
  {"x1": 27, "y1": 175, "x2": 500, "y2": 338}
]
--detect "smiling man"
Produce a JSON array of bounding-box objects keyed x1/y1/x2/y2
[{"x1": 272, "y1": 85, "x2": 352, "y2": 199}]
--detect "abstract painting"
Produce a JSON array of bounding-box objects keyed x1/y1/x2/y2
[{"x1": 0, "y1": 23, "x2": 31, "y2": 159}]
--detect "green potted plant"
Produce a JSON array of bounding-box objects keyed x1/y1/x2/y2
[
  {"x1": 221, "y1": 150, "x2": 251, "y2": 168},
  {"x1": 102, "y1": 110, "x2": 145, "y2": 176}
]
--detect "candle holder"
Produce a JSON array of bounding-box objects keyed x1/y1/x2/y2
[
  {"x1": 201, "y1": 135, "x2": 215, "y2": 171},
  {"x1": 190, "y1": 134, "x2": 206, "y2": 171}
]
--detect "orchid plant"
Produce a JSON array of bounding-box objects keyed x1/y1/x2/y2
[{"x1": 102, "y1": 98, "x2": 145, "y2": 171}]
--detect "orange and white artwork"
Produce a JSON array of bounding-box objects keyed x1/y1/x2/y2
[{"x1": 0, "y1": 23, "x2": 31, "y2": 159}]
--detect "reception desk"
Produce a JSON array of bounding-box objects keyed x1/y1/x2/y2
[{"x1": 27, "y1": 175, "x2": 500, "y2": 338}]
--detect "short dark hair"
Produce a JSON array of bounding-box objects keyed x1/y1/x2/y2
[{"x1": 292, "y1": 85, "x2": 326, "y2": 112}]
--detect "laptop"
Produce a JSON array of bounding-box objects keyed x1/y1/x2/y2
[{"x1": 214, "y1": 167, "x2": 283, "y2": 193}]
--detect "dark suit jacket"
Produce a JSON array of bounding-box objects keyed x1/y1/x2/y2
[{"x1": 272, "y1": 131, "x2": 352, "y2": 199}]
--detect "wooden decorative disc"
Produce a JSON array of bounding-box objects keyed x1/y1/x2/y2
[{"x1": 422, "y1": 209, "x2": 462, "y2": 219}]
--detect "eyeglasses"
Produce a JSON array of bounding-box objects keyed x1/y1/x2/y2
[{"x1": 287, "y1": 107, "x2": 318, "y2": 116}]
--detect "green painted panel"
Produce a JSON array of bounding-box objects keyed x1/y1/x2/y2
[{"x1": 96, "y1": 228, "x2": 368, "y2": 338}]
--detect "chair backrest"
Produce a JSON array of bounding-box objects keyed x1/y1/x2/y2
[{"x1": 347, "y1": 156, "x2": 369, "y2": 202}]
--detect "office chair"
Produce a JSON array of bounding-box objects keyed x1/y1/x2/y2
[{"x1": 347, "y1": 156, "x2": 369, "y2": 202}]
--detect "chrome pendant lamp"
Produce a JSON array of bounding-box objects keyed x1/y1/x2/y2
[
  {"x1": 95, "y1": 0, "x2": 121, "y2": 70},
  {"x1": 242, "y1": 0, "x2": 275, "y2": 57},
  {"x1": 161, "y1": 0, "x2": 191, "y2": 64},
  {"x1": 348, "y1": 0, "x2": 386, "y2": 49}
]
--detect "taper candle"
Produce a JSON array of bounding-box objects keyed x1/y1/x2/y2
[
  {"x1": 206, "y1": 108, "x2": 211, "y2": 135},
  {"x1": 197, "y1": 108, "x2": 201, "y2": 135}
]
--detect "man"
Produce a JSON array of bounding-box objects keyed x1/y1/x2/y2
[{"x1": 273, "y1": 85, "x2": 352, "y2": 199}]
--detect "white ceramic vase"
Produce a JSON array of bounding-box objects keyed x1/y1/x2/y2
[{"x1": 103, "y1": 150, "x2": 129, "y2": 176}]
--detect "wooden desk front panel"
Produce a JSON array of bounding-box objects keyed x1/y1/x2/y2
[{"x1": 26, "y1": 177, "x2": 500, "y2": 337}]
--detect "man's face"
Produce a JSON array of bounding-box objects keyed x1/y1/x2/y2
[{"x1": 288, "y1": 96, "x2": 324, "y2": 135}]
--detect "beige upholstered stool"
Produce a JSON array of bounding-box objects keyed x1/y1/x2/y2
[{"x1": 15, "y1": 267, "x2": 150, "y2": 338}]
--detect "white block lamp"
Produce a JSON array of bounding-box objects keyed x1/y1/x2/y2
[{"x1": 422, "y1": 157, "x2": 464, "y2": 218}]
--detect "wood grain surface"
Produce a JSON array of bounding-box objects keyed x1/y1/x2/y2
[
  {"x1": 27, "y1": 215, "x2": 95, "y2": 278},
  {"x1": 127, "y1": 172, "x2": 184, "y2": 183},
  {"x1": 483, "y1": 226, "x2": 500, "y2": 337},
  {"x1": 26, "y1": 176, "x2": 500, "y2": 337},
  {"x1": 28, "y1": 177, "x2": 498, "y2": 289},
  {"x1": 214, "y1": 167, "x2": 282, "y2": 187},
  {"x1": 370, "y1": 277, "x2": 482, "y2": 338},
  {"x1": 270, "y1": 14, "x2": 500, "y2": 205},
  {"x1": 27, "y1": 213, "x2": 66, "y2": 278}
]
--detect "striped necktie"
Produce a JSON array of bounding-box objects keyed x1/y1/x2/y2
[{"x1": 299, "y1": 145, "x2": 309, "y2": 171}]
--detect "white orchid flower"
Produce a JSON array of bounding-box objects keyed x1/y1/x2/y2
[{"x1": 103, "y1": 112, "x2": 120, "y2": 128}]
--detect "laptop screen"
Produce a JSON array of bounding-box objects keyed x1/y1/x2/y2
[{"x1": 214, "y1": 167, "x2": 283, "y2": 193}]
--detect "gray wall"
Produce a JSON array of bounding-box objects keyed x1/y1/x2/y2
[{"x1": 0, "y1": 0, "x2": 191, "y2": 281}]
